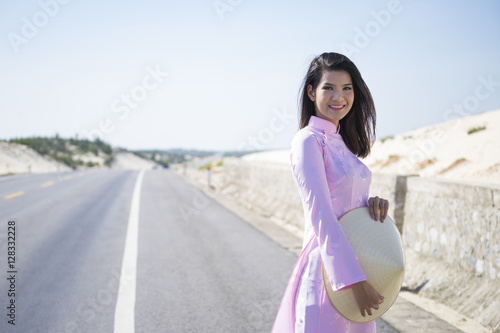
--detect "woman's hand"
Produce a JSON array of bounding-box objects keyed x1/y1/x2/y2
[
  {"x1": 368, "y1": 196, "x2": 389, "y2": 222},
  {"x1": 351, "y1": 280, "x2": 384, "y2": 317}
]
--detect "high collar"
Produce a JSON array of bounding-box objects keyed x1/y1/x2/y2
[{"x1": 308, "y1": 115, "x2": 340, "y2": 135}]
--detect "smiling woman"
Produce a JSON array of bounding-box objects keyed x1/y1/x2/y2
[{"x1": 272, "y1": 52, "x2": 389, "y2": 333}]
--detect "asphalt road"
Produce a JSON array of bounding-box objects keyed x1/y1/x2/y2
[{"x1": 0, "y1": 169, "x2": 398, "y2": 333}]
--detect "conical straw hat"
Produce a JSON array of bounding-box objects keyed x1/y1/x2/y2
[{"x1": 322, "y1": 207, "x2": 406, "y2": 323}]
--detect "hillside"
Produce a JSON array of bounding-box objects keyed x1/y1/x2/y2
[
  {"x1": 0, "y1": 140, "x2": 73, "y2": 175},
  {"x1": 7, "y1": 136, "x2": 114, "y2": 168},
  {"x1": 363, "y1": 109, "x2": 500, "y2": 184}
]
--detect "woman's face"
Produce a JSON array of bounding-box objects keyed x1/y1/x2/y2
[{"x1": 307, "y1": 70, "x2": 354, "y2": 128}]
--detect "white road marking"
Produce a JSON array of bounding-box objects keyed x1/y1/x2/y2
[{"x1": 114, "y1": 170, "x2": 145, "y2": 333}]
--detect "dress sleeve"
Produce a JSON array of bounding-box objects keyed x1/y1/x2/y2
[{"x1": 290, "y1": 132, "x2": 367, "y2": 291}]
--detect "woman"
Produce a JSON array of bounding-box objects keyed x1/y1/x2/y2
[{"x1": 272, "y1": 52, "x2": 389, "y2": 333}]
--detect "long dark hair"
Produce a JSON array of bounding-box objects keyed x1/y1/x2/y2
[{"x1": 299, "y1": 52, "x2": 376, "y2": 158}]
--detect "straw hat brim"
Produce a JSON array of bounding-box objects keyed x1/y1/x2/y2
[{"x1": 322, "y1": 207, "x2": 406, "y2": 323}]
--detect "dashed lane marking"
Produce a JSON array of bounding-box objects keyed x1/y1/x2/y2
[{"x1": 4, "y1": 191, "x2": 25, "y2": 199}]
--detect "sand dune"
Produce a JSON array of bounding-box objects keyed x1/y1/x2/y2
[{"x1": 363, "y1": 109, "x2": 500, "y2": 184}]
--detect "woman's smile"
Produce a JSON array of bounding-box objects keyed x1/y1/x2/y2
[{"x1": 329, "y1": 104, "x2": 345, "y2": 111}]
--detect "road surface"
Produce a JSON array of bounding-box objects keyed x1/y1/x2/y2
[{"x1": 0, "y1": 169, "x2": 397, "y2": 332}]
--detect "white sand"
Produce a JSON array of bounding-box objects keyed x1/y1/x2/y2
[
  {"x1": 109, "y1": 151, "x2": 159, "y2": 170},
  {"x1": 363, "y1": 109, "x2": 500, "y2": 184}
]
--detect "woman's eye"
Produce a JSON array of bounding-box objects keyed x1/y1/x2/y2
[
  {"x1": 344, "y1": 87, "x2": 352, "y2": 91},
  {"x1": 322, "y1": 86, "x2": 333, "y2": 90}
]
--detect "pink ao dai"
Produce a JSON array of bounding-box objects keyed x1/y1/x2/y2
[{"x1": 272, "y1": 116, "x2": 375, "y2": 333}]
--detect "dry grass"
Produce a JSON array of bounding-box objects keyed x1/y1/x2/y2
[
  {"x1": 416, "y1": 158, "x2": 437, "y2": 171},
  {"x1": 438, "y1": 158, "x2": 468, "y2": 175},
  {"x1": 381, "y1": 155, "x2": 400, "y2": 168}
]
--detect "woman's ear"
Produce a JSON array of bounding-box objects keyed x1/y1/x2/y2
[{"x1": 307, "y1": 84, "x2": 315, "y2": 102}]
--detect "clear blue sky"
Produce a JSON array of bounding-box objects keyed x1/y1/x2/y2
[{"x1": 1, "y1": 0, "x2": 499, "y2": 152}]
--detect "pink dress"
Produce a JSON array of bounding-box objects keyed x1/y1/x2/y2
[{"x1": 272, "y1": 116, "x2": 375, "y2": 333}]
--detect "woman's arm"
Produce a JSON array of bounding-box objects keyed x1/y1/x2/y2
[{"x1": 290, "y1": 132, "x2": 366, "y2": 291}]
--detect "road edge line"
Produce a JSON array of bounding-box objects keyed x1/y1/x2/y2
[{"x1": 113, "y1": 170, "x2": 145, "y2": 333}]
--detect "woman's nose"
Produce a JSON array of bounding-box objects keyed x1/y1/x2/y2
[{"x1": 331, "y1": 89, "x2": 343, "y2": 101}]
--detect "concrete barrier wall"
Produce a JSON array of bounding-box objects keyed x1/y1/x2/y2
[
  {"x1": 402, "y1": 177, "x2": 500, "y2": 279},
  {"x1": 220, "y1": 157, "x2": 303, "y2": 228},
  {"x1": 221, "y1": 156, "x2": 500, "y2": 282}
]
